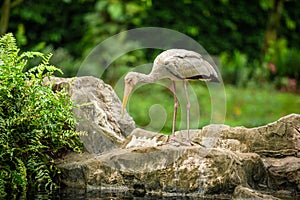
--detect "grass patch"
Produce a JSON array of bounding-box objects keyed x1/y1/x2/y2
[
  {"x1": 125, "y1": 82, "x2": 300, "y2": 134},
  {"x1": 225, "y1": 85, "x2": 300, "y2": 127}
]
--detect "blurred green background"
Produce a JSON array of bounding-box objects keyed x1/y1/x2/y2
[{"x1": 2, "y1": 0, "x2": 299, "y2": 132}]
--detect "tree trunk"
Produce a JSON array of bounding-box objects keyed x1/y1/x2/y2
[
  {"x1": 0, "y1": 0, "x2": 24, "y2": 35},
  {"x1": 0, "y1": 0, "x2": 11, "y2": 35},
  {"x1": 262, "y1": 0, "x2": 285, "y2": 57}
]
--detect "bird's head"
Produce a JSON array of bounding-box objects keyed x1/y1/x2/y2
[{"x1": 122, "y1": 72, "x2": 141, "y2": 117}]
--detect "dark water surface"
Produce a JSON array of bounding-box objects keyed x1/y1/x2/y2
[
  {"x1": 27, "y1": 188, "x2": 232, "y2": 200},
  {"x1": 27, "y1": 188, "x2": 300, "y2": 200}
]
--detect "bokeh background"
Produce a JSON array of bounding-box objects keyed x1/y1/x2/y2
[{"x1": 2, "y1": 0, "x2": 299, "y2": 131}]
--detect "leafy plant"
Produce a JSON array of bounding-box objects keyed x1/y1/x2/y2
[
  {"x1": 264, "y1": 38, "x2": 300, "y2": 90},
  {"x1": 0, "y1": 33, "x2": 82, "y2": 199},
  {"x1": 220, "y1": 50, "x2": 253, "y2": 87}
]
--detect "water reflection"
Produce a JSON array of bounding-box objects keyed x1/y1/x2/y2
[
  {"x1": 29, "y1": 188, "x2": 231, "y2": 200},
  {"x1": 28, "y1": 188, "x2": 300, "y2": 200}
]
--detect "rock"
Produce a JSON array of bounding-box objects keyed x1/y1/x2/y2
[
  {"x1": 44, "y1": 76, "x2": 135, "y2": 154},
  {"x1": 232, "y1": 185, "x2": 281, "y2": 200},
  {"x1": 57, "y1": 146, "x2": 264, "y2": 196},
  {"x1": 47, "y1": 76, "x2": 300, "y2": 198},
  {"x1": 56, "y1": 114, "x2": 300, "y2": 199},
  {"x1": 191, "y1": 124, "x2": 249, "y2": 151},
  {"x1": 122, "y1": 128, "x2": 169, "y2": 149},
  {"x1": 204, "y1": 114, "x2": 300, "y2": 157},
  {"x1": 263, "y1": 156, "x2": 300, "y2": 192}
]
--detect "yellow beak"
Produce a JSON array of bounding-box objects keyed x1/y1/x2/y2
[{"x1": 121, "y1": 84, "x2": 133, "y2": 117}]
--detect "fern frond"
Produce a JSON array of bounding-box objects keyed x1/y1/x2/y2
[
  {"x1": 19, "y1": 51, "x2": 44, "y2": 59},
  {"x1": 0, "y1": 33, "x2": 19, "y2": 68},
  {"x1": 0, "y1": 33, "x2": 19, "y2": 56},
  {"x1": 42, "y1": 53, "x2": 52, "y2": 65},
  {"x1": 0, "y1": 33, "x2": 82, "y2": 197}
]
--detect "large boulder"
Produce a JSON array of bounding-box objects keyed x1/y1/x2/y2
[
  {"x1": 215, "y1": 114, "x2": 300, "y2": 157},
  {"x1": 44, "y1": 76, "x2": 135, "y2": 154},
  {"x1": 57, "y1": 145, "x2": 264, "y2": 196},
  {"x1": 56, "y1": 114, "x2": 300, "y2": 199},
  {"x1": 47, "y1": 76, "x2": 300, "y2": 199}
]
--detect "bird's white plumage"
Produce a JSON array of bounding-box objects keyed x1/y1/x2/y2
[
  {"x1": 122, "y1": 49, "x2": 220, "y2": 144},
  {"x1": 152, "y1": 49, "x2": 218, "y2": 82}
]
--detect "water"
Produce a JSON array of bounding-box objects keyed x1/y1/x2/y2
[
  {"x1": 27, "y1": 188, "x2": 300, "y2": 200},
  {"x1": 28, "y1": 188, "x2": 232, "y2": 200}
]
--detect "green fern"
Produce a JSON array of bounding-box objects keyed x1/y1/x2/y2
[{"x1": 0, "y1": 33, "x2": 82, "y2": 199}]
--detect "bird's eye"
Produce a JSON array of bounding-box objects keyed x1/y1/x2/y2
[{"x1": 125, "y1": 79, "x2": 132, "y2": 84}]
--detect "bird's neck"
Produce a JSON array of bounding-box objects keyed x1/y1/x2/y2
[{"x1": 138, "y1": 72, "x2": 159, "y2": 83}]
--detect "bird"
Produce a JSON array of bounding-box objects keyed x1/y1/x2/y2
[{"x1": 122, "y1": 49, "x2": 220, "y2": 145}]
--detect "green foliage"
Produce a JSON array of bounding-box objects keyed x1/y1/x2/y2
[
  {"x1": 220, "y1": 51, "x2": 250, "y2": 87},
  {"x1": 5, "y1": 0, "x2": 300, "y2": 86},
  {"x1": 0, "y1": 33, "x2": 82, "y2": 199},
  {"x1": 265, "y1": 38, "x2": 300, "y2": 80},
  {"x1": 80, "y1": 0, "x2": 149, "y2": 84},
  {"x1": 219, "y1": 43, "x2": 300, "y2": 90},
  {"x1": 11, "y1": 0, "x2": 94, "y2": 55},
  {"x1": 81, "y1": 0, "x2": 148, "y2": 53},
  {"x1": 279, "y1": 48, "x2": 300, "y2": 80},
  {"x1": 219, "y1": 50, "x2": 272, "y2": 89},
  {"x1": 141, "y1": 1, "x2": 267, "y2": 58}
]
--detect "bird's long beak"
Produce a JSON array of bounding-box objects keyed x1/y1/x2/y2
[{"x1": 121, "y1": 84, "x2": 133, "y2": 117}]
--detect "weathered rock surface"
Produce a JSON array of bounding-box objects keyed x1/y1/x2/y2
[
  {"x1": 44, "y1": 76, "x2": 135, "y2": 154},
  {"x1": 232, "y1": 185, "x2": 281, "y2": 200},
  {"x1": 263, "y1": 156, "x2": 300, "y2": 192},
  {"x1": 215, "y1": 114, "x2": 300, "y2": 157},
  {"x1": 49, "y1": 76, "x2": 300, "y2": 199},
  {"x1": 57, "y1": 146, "x2": 264, "y2": 196}
]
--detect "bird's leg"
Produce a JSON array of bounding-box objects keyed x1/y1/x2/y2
[
  {"x1": 183, "y1": 80, "x2": 191, "y2": 144},
  {"x1": 171, "y1": 81, "x2": 178, "y2": 142}
]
